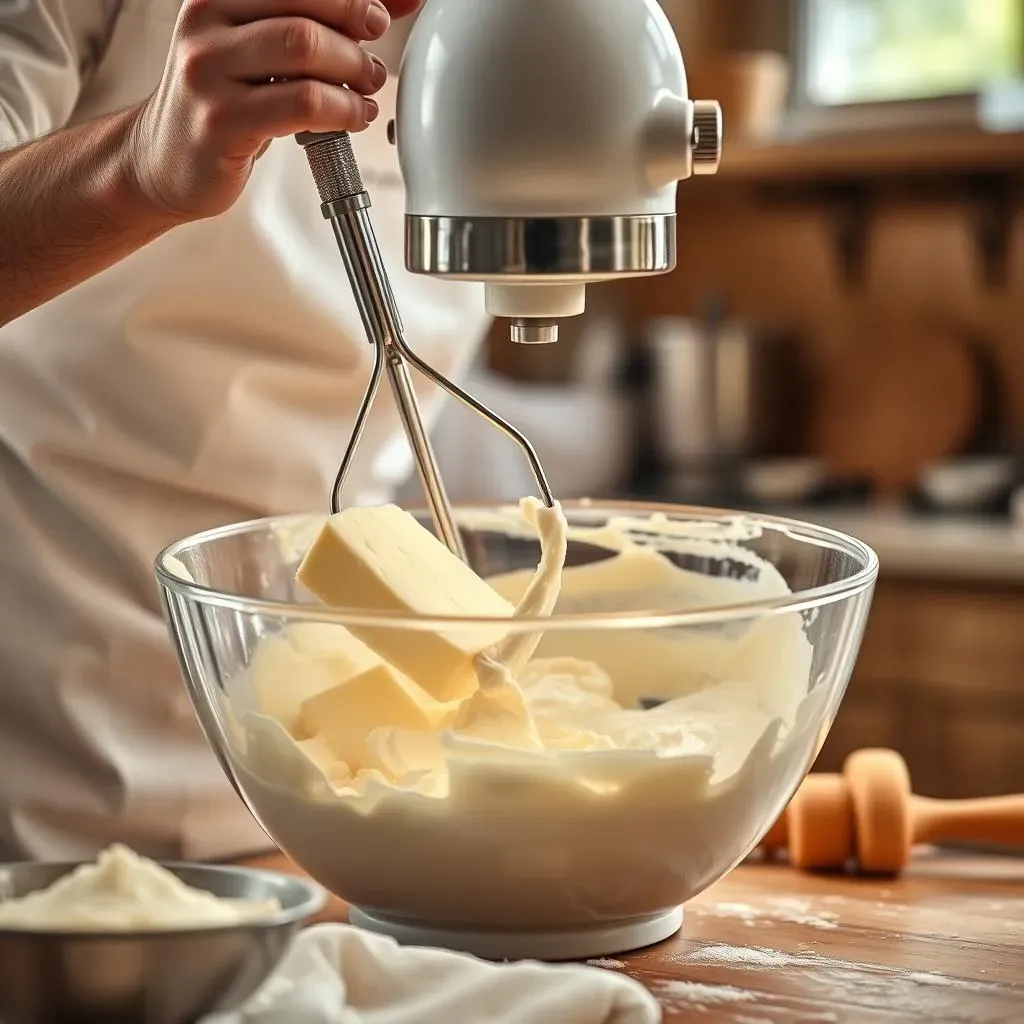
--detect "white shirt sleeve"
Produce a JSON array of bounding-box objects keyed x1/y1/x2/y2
[{"x1": 0, "y1": 0, "x2": 122, "y2": 147}]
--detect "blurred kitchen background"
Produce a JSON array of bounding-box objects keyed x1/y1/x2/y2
[{"x1": 399, "y1": 0, "x2": 1024, "y2": 800}]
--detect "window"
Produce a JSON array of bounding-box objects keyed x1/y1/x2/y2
[{"x1": 798, "y1": 0, "x2": 1024, "y2": 107}]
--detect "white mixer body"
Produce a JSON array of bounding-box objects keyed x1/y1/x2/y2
[
  {"x1": 397, "y1": 0, "x2": 690, "y2": 219},
  {"x1": 394, "y1": 0, "x2": 722, "y2": 336}
]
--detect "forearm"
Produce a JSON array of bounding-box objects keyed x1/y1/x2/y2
[{"x1": 0, "y1": 105, "x2": 178, "y2": 327}]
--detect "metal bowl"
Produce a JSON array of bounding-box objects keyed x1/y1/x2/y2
[{"x1": 0, "y1": 861, "x2": 324, "y2": 1024}]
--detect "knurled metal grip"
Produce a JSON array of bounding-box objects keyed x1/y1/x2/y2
[
  {"x1": 691, "y1": 101, "x2": 724, "y2": 176},
  {"x1": 295, "y1": 131, "x2": 365, "y2": 204}
]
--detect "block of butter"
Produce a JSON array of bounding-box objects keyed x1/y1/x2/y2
[
  {"x1": 296, "y1": 505, "x2": 514, "y2": 701},
  {"x1": 300, "y1": 663, "x2": 441, "y2": 772},
  {"x1": 251, "y1": 623, "x2": 382, "y2": 737},
  {"x1": 296, "y1": 734, "x2": 339, "y2": 776}
]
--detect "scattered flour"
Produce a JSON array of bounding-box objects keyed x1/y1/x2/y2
[
  {"x1": 767, "y1": 897, "x2": 839, "y2": 930},
  {"x1": 587, "y1": 957, "x2": 626, "y2": 970},
  {"x1": 676, "y1": 947, "x2": 1000, "y2": 998},
  {"x1": 651, "y1": 979, "x2": 758, "y2": 1011},
  {"x1": 678, "y1": 943, "x2": 823, "y2": 969},
  {"x1": 733, "y1": 1016, "x2": 838, "y2": 1024},
  {"x1": 905, "y1": 971, "x2": 993, "y2": 992},
  {"x1": 714, "y1": 901, "x2": 759, "y2": 921},
  {"x1": 705, "y1": 897, "x2": 839, "y2": 930}
]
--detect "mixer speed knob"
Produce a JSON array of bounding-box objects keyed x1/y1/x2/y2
[{"x1": 692, "y1": 100, "x2": 723, "y2": 175}]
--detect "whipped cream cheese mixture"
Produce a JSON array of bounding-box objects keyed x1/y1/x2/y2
[{"x1": 215, "y1": 501, "x2": 825, "y2": 928}]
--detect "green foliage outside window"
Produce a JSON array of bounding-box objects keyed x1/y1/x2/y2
[{"x1": 806, "y1": 0, "x2": 1023, "y2": 104}]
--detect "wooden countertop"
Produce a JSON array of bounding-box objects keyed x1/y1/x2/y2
[{"x1": 244, "y1": 849, "x2": 1024, "y2": 1023}]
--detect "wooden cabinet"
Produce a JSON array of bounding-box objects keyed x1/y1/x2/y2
[{"x1": 815, "y1": 576, "x2": 1024, "y2": 799}]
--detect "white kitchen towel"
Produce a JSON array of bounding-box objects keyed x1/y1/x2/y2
[{"x1": 205, "y1": 924, "x2": 661, "y2": 1024}]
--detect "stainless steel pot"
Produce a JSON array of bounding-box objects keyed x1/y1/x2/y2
[{"x1": 646, "y1": 314, "x2": 804, "y2": 493}]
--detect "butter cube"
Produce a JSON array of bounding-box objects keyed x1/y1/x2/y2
[
  {"x1": 299, "y1": 663, "x2": 440, "y2": 771},
  {"x1": 296, "y1": 734, "x2": 341, "y2": 776},
  {"x1": 287, "y1": 623, "x2": 382, "y2": 664},
  {"x1": 251, "y1": 624, "x2": 381, "y2": 736},
  {"x1": 296, "y1": 505, "x2": 515, "y2": 701}
]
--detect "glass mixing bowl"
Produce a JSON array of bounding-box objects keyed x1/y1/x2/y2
[{"x1": 156, "y1": 502, "x2": 877, "y2": 960}]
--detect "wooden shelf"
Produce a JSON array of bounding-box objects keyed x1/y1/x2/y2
[{"x1": 719, "y1": 127, "x2": 1024, "y2": 182}]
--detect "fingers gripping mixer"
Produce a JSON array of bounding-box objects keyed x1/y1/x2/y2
[{"x1": 296, "y1": 0, "x2": 721, "y2": 556}]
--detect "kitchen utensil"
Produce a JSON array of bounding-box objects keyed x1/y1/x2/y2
[
  {"x1": 743, "y1": 458, "x2": 827, "y2": 506},
  {"x1": 759, "y1": 747, "x2": 1024, "y2": 874},
  {"x1": 647, "y1": 310, "x2": 805, "y2": 499},
  {"x1": 0, "y1": 862, "x2": 323, "y2": 1024},
  {"x1": 156, "y1": 503, "x2": 876, "y2": 960},
  {"x1": 294, "y1": 0, "x2": 722, "y2": 552},
  {"x1": 813, "y1": 322, "x2": 979, "y2": 501},
  {"x1": 917, "y1": 457, "x2": 1017, "y2": 514}
]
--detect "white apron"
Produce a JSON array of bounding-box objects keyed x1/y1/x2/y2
[{"x1": 0, "y1": 0, "x2": 489, "y2": 860}]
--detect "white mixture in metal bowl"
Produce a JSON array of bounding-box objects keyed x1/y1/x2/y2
[{"x1": 0, "y1": 845, "x2": 279, "y2": 930}]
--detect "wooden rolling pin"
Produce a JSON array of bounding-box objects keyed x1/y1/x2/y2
[{"x1": 758, "y1": 748, "x2": 1024, "y2": 874}]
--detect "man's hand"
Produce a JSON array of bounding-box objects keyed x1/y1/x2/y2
[
  {"x1": 0, "y1": 0, "x2": 421, "y2": 326},
  {"x1": 132, "y1": 0, "x2": 422, "y2": 222}
]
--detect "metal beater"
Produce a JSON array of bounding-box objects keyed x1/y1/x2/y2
[
  {"x1": 295, "y1": 0, "x2": 721, "y2": 561},
  {"x1": 295, "y1": 130, "x2": 554, "y2": 562}
]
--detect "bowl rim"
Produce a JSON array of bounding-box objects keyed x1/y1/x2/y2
[
  {"x1": 0, "y1": 861, "x2": 325, "y2": 940},
  {"x1": 154, "y1": 500, "x2": 879, "y2": 632}
]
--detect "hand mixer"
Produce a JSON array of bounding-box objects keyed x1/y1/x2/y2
[{"x1": 294, "y1": 0, "x2": 722, "y2": 557}]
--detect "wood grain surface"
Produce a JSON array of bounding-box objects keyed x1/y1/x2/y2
[
  {"x1": 811, "y1": 321, "x2": 979, "y2": 499},
  {"x1": 244, "y1": 849, "x2": 1024, "y2": 1023}
]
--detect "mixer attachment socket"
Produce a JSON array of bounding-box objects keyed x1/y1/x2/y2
[{"x1": 510, "y1": 319, "x2": 559, "y2": 345}]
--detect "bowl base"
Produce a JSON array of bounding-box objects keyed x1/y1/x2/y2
[{"x1": 348, "y1": 905, "x2": 684, "y2": 961}]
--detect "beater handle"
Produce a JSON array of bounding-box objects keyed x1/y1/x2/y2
[
  {"x1": 295, "y1": 131, "x2": 365, "y2": 202},
  {"x1": 295, "y1": 130, "x2": 556, "y2": 536},
  {"x1": 297, "y1": 130, "x2": 463, "y2": 559}
]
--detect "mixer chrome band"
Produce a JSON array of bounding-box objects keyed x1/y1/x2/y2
[{"x1": 404, "y1": 214, "x2": 677, "y2": 278}]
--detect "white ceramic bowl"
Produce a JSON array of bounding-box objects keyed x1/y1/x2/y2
[
  {"x1": 743, "y1": 458, "x2": 827, "y2": 505},
  {"x1": 919, "y1": 457, "x2": 1016, "y2": 511}
]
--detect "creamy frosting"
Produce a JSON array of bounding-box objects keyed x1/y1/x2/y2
[
  {"x1": 263, "y1": 498, "x2": 805, "y2": 797},
  {"x1": 0, "y1": 845, "x2": 280, "y2": 931},
  {"x1": 223, "y1": 503, "x2": 826, "y2": 931},
  {"x1": 370, "y1": 497, "x2": 568, "y2": 774}
]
